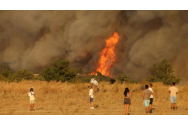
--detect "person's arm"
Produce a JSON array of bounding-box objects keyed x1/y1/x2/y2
[
  {"x1": 169, "y1": 88, "x2": 171, "y2": 93},
  {"x1": 129, "y1": 92, "x2": 132, "y2": 99},
  {"x1": 176, "y1": 88, "x2": 178, "y2": 94}
]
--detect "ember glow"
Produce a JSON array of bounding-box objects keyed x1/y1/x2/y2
[{"x1": 91, "y1": 32, "x2": 119, "y2": 76}]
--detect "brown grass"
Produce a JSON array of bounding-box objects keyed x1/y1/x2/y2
[{"x1": 0, "y1": 80, "x2": 188, "y2": 115}]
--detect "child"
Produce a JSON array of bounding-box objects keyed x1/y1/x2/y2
[
  {"x1": 28, "y1": 88, "x2": 35, "y2": 111},
  {"x1": 88, "y1": 86, "x2": 94, "y2": 109}
]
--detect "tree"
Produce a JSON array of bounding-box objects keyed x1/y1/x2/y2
[
  {"x1": 12, "y1": 69, "x2": 34, "y2": 82},
  {"x1": 41, "y1": 59, "x2": 77, "y2": 82},
  {"x1": 147, "y1": 59, "x2": 181, "y2": 85}
]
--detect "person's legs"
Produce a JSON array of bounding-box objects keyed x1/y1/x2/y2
[
  {"x1": 124, "y1": 104, "x2": 129, "y2": 115},
  {"x1": 170, "y1": 96, "x2": 174, "y2": 109},
  {"x1": 149, "y1": 98, "x2": 153, "y2": 112},
  {"x1": 90, "y1": 98, "x2": 94, "y2": 109},
  {"x1": 124, "y1": 104, "x2": 126, "y2": 115},
  {"x1": 174, "y1": 96, "x2": 177, "y2": 110},
  {"x1": 30, "y1": 104, "x2": 32, "y2": 111},
  {"x1": 32, "y1": 103, "x2": 34, "y2": 111},
  {"x1": 127, "y1": 105, "x2": 130, "y2": 115},
  {"x1": 144, "y1": 100, "x2": 150, "y2": 113}
]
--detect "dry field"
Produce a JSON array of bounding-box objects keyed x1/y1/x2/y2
[{"x1": 0, "y1": 80, "x2": 188, "y2": 115}]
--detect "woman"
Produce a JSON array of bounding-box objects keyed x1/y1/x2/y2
[{"x1": 124, "y1": 87, "x2": 131, "y2": 115}]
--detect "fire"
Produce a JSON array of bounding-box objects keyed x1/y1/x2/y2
[{"x1": 91, "y1": 32, "x2": 119, "y2": 76}]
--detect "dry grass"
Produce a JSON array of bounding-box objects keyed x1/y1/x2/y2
[{"x1": 0, "y1": 80, "x2": 188, "y2": 115}]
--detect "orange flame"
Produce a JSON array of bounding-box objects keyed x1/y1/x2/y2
[{"x1": 90, "y1": 32, "x2": 119, "y2": 76}]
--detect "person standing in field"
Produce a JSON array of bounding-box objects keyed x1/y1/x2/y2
[
  {"x1": 148, "y1": 84, "x2": 154, "y2": 113},
  {"x1": 28, "y1": 88, "x2": 35, "y2": 111},
  {"x1": 143, "y1": 85, "x2": 152, "y2": 113},
  {"x1": 88, "y1": 85, "x2": 94, "y2": 109},
  {"x1": 124, "y1": 87, "x2": 131, "y2": 115},
  {"x1": 169, "y1": 82, "x2": 178, "y2": 110}
]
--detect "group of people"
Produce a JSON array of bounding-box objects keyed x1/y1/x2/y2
[
  {"x1": 123, "y1": 82, "x2": 178, "y2": 115},
  {"x1": 28, "y1": 78, "x2": 178, "y2": 114}
]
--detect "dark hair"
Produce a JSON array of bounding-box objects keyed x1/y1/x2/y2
[
  {"x1": 124, "y1": 87, "x2": 129, "y2": 97},
  {"x1": 145, "y1": 85, "x2": 149, "y2": 89},
  {"x1": 88, "y1": 86, "x2": 92, "y2": 88},
  {"x1": 172, "y1": 82, "x2": 176, "y2": 85},
  {"x1": 30, "y1": 88, "x2": 33, "y2": 91},
  {"x1": 150, "y1": 84, "x2": 153, "y2": 87},
  {"x1": 125, "y1": 87, "x2": 130, "y2": 92}
]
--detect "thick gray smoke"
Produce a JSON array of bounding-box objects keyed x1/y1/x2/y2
[{"x1": 1, "y1": 10, "x2": 188, "y2": 84}]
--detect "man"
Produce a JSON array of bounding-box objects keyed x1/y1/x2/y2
[
  {"x1": 148, "y1": 84, "x2": 154, "y2": 113},
  {"x1": 88, "y1": 85, "x2": 94, "y2": 109},
  {"x1": 169, "y1": 82, "x2": 178, "y2": 110},
  {"x1": 143, "y1": 85, "x2": 152, "y2": 113}
]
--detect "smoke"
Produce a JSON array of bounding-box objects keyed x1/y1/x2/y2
[{"x1": 0, "y1": 10, "x2": 188, "y2": 84}]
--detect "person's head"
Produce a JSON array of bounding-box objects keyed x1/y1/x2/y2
[
  {"x1": 150, "y1": 84, "x2": 153, "y2": 88},
  {"x1": 88, "y1": 86, "x2": 92, "y2": 89},
  {"x1": 124, "y1": 87, "x2": 129, "y2": 96},
  {"x1": 125, "y1": 87, "x2": 130, "y2": 93},
  {"x1": 30, "y1": 88, "x2": 33, "y2": 92},
  {"x1": 172, "y1": 82, "x2": 176, "y2": 86},
  {"x1": 145, "y1": 85, "x2": 149, "y2": 89}
]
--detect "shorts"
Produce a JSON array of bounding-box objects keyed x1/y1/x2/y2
[
  {"x1": 124, "y1": 98, "x2": 131, "y2": 104},
  {"x1": 90, "y1": 98, "x2": 93, "y2": 102},
  {"x1": 150, "y1": 98, "x2": 153, "y2": 104},
  {"x1": 144, "y1": 100, "x2": 150, "y2": 107},
  {"x1": 170, "y1": 96, "x2": 177, "y2": 103},
  {"x1": 30, "y1": 100, "x2": 35, "y2": 104}
]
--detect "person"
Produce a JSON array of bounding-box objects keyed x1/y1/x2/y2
[
  {"x1": 90, "y1": 78, "x2": 99, "y2": 91},
  {"x1": 143, "y1": 85, "x2": 152, "y2": 113},
  {"x1": 124, "y1": 87, "x2": 131, "y2": 115},
  {"x1": 148, "y1": 84, "x2": 154, "y2": 113},
  {"x1": 28, "y1": 88, "x2": 35, "y2": 111},
  {"x1": 88, "y1": 85, "x2": 94, "y2": 109},
  {"x1": 169, "y1": 82, "x2": 178, "y2": 110},
  {"x1": 90, "y1": 78, "x2": 98, "y2": 87}
]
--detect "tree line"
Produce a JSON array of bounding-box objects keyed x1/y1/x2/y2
[{"x1": 0, "y1": 59, "x2": 181, "y2": 85}]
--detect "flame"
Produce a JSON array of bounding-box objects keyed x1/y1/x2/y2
[{"x1": 90, "y1": 32, "x2": 119, "y2": 76}]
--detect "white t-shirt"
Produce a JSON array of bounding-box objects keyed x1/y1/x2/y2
[
  {"x1": 89, "y1": 89, "x2": 94, "y2": 98},
  {"x1": 93, "y1": 80, "x2": 98, "y2": 86},
  {"x1": 28, "y1": 92, "x2": 35, "y2": 101},
  {"x1": 90, "y1": 78, "x2": 94, "y2": 83},
  {"x1": 148, "y1": 87, "x2": 153, "y2": 98}
]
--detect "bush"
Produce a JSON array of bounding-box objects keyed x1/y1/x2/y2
[
  {"x1": 115, "y1": 74, "x2": 137, "y2": 84},
  {"x1": 0, "y1": 66, "x2": 14, "y2": 78},
  {"x1": 41, "y1": 59, "x2": 77, "y2": 82},
  {"x1": 12, "y1": 69, "x2": 34, "y2": 82},
  {"x1": 147, "y1": 59, "x2": 181, "y2": 85}
]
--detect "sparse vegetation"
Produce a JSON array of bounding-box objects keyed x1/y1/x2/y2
[
  {"x1": 0, "y1": 80, "x2": 188, "y2": 115},
  {"x1": 115, "y1": 74, "x2": 137, "y2": 84}
]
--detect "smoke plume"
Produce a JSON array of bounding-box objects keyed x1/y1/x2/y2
[{"x1": 1, "y1": 10, "x2": 188, "y2": 84}]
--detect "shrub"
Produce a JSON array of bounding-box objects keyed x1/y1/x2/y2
[{"x1": 115, "y1": 74, "x2": 137, "y2": 84}]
